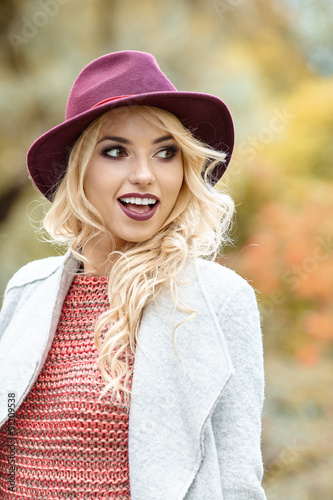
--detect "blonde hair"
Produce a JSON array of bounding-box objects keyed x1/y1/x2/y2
[{"x1": 44, "y1": 106, "x2": 235, "y2": 403}]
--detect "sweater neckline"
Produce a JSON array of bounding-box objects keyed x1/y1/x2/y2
[{"x1": 73, "y1": 273, "x2": 109, "y2": 284}]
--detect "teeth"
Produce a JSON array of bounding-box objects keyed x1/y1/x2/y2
[{"x1": 120, "y1": 197, "x2": 157, "y2": 205}]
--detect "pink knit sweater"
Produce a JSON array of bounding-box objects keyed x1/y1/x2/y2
[{"x1": 0, "y1": 275, "x2": 132, "y2": 499}]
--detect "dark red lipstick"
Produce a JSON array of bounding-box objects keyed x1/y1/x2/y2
[{"x1": 117, "y1": 193, "x2": 159, "y2": 221}]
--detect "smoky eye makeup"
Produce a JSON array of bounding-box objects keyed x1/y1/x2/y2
[
  {"x1": 154, "y1": 145, "x2": 180, "y2": 159},
  {"x1": 100, "y1": 145, "x2": 128, "y2": 158}
]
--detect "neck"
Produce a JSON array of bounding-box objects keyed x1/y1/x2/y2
[{"x1": 81, "y1": 235, "x2": 121, "y2": 276}]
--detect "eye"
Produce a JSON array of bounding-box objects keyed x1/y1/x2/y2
[
  {"x1": 102, "y1": 146, "x2": 128, "y2": 158},
  {"x1": 154, "y1": 146, "x2": 179, "y2": 160}
]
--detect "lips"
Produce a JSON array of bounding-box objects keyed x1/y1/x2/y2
[{"x1": 117, "y1": 193, "x2": 159, "y2": 221}]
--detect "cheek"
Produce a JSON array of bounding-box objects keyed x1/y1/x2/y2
[
  {"x1": 172, "y1": 168, "x2": 184, "y2": 198},
  {"x1": 167, "y1": 161, "x2": 184, "y2": 192},
  {"x1": 163, "y1": 180, "x2": 183, "y2": 211},
  {"x1": 84, "y1": 174, "x2": 97, "y2": 203},
  {"x1": 85, "y1": 164, "x2": 109, "y2": 200}
]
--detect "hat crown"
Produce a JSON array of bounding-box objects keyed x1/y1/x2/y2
[{"x1": 66, "y1": 51, "x2": 177, "y2": 120}]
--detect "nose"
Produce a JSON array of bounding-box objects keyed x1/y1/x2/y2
[{"x1": 128, "y1": 156, "x2": 155, "y2": 185}]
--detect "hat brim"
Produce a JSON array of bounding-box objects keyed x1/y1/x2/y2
[{"x1": 27, "y1": 91, "x2": 234, "y2": 201}]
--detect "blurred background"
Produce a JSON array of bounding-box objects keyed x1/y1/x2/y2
[{"x1": 1, "y1": 0, "x2": 332, "y2": 497}]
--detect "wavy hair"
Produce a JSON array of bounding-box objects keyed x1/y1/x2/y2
[{"x1": 44, "y1": 105, "x2": 235, "y2": 403}]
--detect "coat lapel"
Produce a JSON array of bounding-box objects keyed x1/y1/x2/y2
[
  {"x1": 128, "y1": 262, "x2": 233, "y2": 500},
  {"x1": 0, "y1": 254, "x2": 77, "y2": 426}
]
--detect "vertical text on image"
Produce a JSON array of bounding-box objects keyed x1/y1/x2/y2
[{"x1": 7, "y1": 393, "x2": 16, "y2": 492}]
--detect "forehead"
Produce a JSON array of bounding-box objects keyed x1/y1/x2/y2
[{"x1": 99, "y1": 106, "x2": 166, "y2": 136}]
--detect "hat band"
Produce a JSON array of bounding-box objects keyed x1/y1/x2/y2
[{"x1": 90, "y1": 95, "x2": 133, "y2": 109}]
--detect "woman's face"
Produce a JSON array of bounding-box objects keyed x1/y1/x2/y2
[{"x1": 84, "y1": 107, "x2": 184, "y2": 252}]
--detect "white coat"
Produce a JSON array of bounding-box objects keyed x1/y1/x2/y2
[{"x1": 0, "y1": 252, "x2": 266, "y2": 499}]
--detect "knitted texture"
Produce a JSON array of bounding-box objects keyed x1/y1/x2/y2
[{"x1": 0, "y1": 275, "x2": 133, "y2": 499}]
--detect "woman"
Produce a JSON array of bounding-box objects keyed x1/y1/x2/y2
[{"x1": 0, "y1": 51, "x2": 266, "y2": 499}]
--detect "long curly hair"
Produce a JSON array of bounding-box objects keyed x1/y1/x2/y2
[{"x1": 43, "y1": 105, "x2": 235, "y2": 403}]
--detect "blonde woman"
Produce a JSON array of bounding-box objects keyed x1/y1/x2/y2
[{"x1": 0, "y1": 51, "x2": 266, "y2": 499}]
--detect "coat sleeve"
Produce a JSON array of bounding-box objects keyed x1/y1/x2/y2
[{"x1": 211, "y1": 280, "x2": 267, "y2": 499}]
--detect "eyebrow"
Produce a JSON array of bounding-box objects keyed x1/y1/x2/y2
[{"x1": 97, "y1": 134, "x2": 174, "y2": 145}]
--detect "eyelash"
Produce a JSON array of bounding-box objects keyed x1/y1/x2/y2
[
  {"x1": 155, "y1": 145, "x2": 179, "y2": 159},
  {"x1": 101, "y1": 146, "x2": 127, "y2": 159},
  {"x1": 101, "y1": 145, "x2": 179, "y2": 160}
]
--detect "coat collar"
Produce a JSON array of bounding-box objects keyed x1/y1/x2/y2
[{"x1": 0, "y1": 252, "x2": 78, "y2": 426}]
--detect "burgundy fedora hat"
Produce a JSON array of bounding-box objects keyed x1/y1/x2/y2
[{"x1": 27, "y1": 50, "x2": 234, "y2": 201}]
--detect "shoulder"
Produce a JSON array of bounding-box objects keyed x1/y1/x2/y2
[
  {"x1": 196, "y1": 258, "x2": 249, "y2": 289},
  {"x1": 5, "y1": 254, "x2": 69, "y2": 291},
  {"x1": 195, "y1": 258, "x2": 258, "y2": 315}
]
